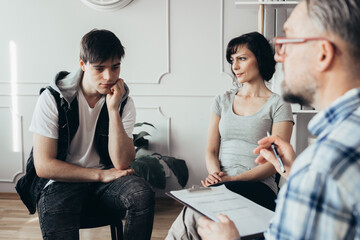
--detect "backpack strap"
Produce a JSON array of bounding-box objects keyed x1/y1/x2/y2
[{"x1": 119, "y1": 97, "x2": 128, "y2": 117}]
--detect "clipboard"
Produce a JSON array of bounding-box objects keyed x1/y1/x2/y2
[
  {"x1": 166, "y1": 184, "x2": 274, "y2": 240},
  {"x1": 166, "y1": 185, "x2": 213, "y2": 221}
]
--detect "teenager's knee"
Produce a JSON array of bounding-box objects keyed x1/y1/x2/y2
[
  {"x1": 125, "y1": 177, "x2": 155, "y2": 211},
  {"x1": 108, "y1": 176, "x2": 155, "y2": 212}
]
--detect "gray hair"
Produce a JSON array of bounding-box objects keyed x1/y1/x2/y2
[{"x1": 305, "y1": 0, "x2": 360, "y2": 60}]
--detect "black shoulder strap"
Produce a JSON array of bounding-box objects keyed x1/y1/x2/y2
[
  {"x1": 40, "y1": 85, "x2": 74, "y2": 161},
  {"x1": 120, "y1": 97, "x2": 128, "y2": 117},
  {"x1": 40, "y1": 86, "x2": 61, "y2": 106}
]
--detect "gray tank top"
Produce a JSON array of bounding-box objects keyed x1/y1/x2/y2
[{"x1": 212, "y1": 89, "x2": 294, "y2": 193}]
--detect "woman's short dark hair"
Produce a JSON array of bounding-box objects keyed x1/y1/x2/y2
[
  {"x1": 80, "y1": 29, "x2": 125, "y2": 64},
  {"x1": 226, "y1": 32, "x2": 276, "y2": 81}
]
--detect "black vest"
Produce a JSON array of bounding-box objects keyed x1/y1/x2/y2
[{"x1": 15, "y1": 85, "x2": 127, "y2": 214}]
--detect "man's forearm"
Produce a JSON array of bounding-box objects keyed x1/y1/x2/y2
[
  {"x1": 108, "y1": 109, "x2": 136, "y2": 169},
  {"x1": 35, "y1": 156, "x2": 134, "y2": 183},
  {"x1": 35, "y1": 157, "x2": 104, "y2": 182}
]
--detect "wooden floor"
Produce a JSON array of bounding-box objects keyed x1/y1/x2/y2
[{"x1": 0, "y1": 193, "x2": 183, "y2": 240}]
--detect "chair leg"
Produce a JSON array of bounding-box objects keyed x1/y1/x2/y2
[
  {"x1": 110, "y1": 223, "x2": 123, "y2": 240},
  {"x1": 110, "y1": 225, "x2": 117, "y2": 240}
]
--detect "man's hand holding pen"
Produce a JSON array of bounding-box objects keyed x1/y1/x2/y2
[{"x1": 253, "y1": 134, "x2": 296, "y2": 179}]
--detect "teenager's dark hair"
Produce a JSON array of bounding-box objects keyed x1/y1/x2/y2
[
  {"x1": 226, "y1": 32, "x2": 276, "y2": 81},
  {"x1": 80, "y1": 29, "x2": 125, "y2": 64}
]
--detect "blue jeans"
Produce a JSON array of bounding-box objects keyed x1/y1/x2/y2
[{"x1": 37, "y1": 175, "x2": 155, "y2": 240}]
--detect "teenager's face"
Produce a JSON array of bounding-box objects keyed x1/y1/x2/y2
[
  {"x1": 80, "y1": 58, "x2": 121, "y2": 95},
  {"x1": 230, "y1": 46, "x2": 262, "y2": 84}
]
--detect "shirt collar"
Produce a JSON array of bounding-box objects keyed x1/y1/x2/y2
[{"x1": 308, "y1": 88, "x2": 360, "y2": 138}]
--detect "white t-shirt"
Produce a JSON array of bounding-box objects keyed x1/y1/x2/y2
[{"x1": 29, "y1": 88, "x2": 136, "y2": 170}]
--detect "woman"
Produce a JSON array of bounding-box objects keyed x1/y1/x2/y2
[
  {"x1": 166, "y1": 32, "x2": 293, "y2": 240},
  {"x1": 201, "y1": 31, "x2": 293, "y2": 210}
]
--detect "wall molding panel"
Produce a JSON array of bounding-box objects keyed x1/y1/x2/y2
[
  {"x1": 0, "y1": 107, "x2": 25, "y2": 183},
  {"x1": 135, "y1": 106, "x2": 171, "y2": 156},
  {"x1": 129, "y1": 0, "x2": 170, "y2": 85},
  {"x1": 115, "y1": 0, "x2": 171, "y2": 85},
  {"x1": 0, "y1": 0, "x2": 170, "y2": 86},
  {"x1": 220, "y1": 0, "x2": 243, "y2": 81}
]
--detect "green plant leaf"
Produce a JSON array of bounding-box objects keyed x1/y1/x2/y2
[
  {"x1": 131, "y1": 155, "x2": 166, "y2": 189},
  {"x1": 133, "y1": 131, "x2": 151, "y2": 142},
  {"x1": 134, "y1": 138, "x2": 149, "y2": 152},
  {"x1": 134, "y1": 122, "x2": 156, "y2": 128}
]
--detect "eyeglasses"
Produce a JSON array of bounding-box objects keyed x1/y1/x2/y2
[{"x1": 273, "y1": 37, "x2": 339, "y2": 56}]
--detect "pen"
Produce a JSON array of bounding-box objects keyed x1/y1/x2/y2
[{"x1": 266, "y1": 131, "x2": 286, "y2": 173}]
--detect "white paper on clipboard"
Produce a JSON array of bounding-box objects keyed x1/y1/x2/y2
[{"x1": 167, "y1": 184, "x2": 274, "y2": 238}]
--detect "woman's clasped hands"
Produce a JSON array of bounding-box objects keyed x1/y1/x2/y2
[{"x1": 201, "y1": 171, "x2": 235, "y2": 187}]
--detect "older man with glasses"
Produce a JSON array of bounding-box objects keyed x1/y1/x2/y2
[{"x1": 198, "y1": 0, "x2": 360, "y2": 239}]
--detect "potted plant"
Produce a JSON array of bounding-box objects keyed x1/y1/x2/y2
[
  {"x1": 132, "y1": 122, "x2": 155, "y2": 153},
  {"x1": 131, "y1": 122, "x2": 188, "y2": 190}
]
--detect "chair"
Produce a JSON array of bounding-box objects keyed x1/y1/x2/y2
[{"x1": 79, "y1": 197, "x2": 125, "y2": 240}]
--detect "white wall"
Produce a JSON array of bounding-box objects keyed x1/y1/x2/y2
[{"x1": 0, "y1": 0, "x2": 302, "y2": 193}]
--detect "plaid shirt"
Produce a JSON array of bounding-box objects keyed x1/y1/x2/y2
[{"x1": 264, "y1": 88, "x2": 360, "y2": 240}]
